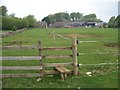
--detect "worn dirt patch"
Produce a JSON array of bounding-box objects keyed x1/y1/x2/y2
[
  {"x1": 4, "y1": 41, "x2": 29, "y2": 46},
  {"x1": 64, "y1": 34, "x2": 106, "y2": 38},
  {"x1": 104, "y1": 44, "x2": 118, "y2": 47}
]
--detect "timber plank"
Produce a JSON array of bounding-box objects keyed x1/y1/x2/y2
[
  {"x1": 1, "y1": 56, "x2": 41, "y2": 60},
  {"x1": 55, "y1": 66, "x2": 70, "y2": 73},
  {"x1": 0, "y1": 73, "x2": 42, "y2": 78},
  {"x1": 40, "y1": 46, "x2": 72, "y2": 50},
  {"x1": 1, "y1": 66, "x2": 42, "y2": 70},
  {"x1": 44, "y1": 62, "x2": 73, "y2": 67},
  {"x1": 42, "y1": 55, "x2": 72, "y2": 59}
]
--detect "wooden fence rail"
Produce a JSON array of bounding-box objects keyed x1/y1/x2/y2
[
  {"x1": 1, "y1": 56, "x2": 41, "y2": 60},
  {"x1": 43, "y1": 62, "x2": 73, "y2": 67},
  {"x1": 0, "y1": 73, "x2": 42, "y2": 78},
  {"x1": 42, "y1": 55, "x2": 73, "y2": 59},
  {"x1": 2, "y1": 45, "x2": 72, "y2": 50},
  {"x1": 2, "y1": 45, "x2": 38, "y2": 49},
  {"x1": 1, "y1": 66, "x2": 42, "y2": 70}
]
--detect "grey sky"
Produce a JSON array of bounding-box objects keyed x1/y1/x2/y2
[{"x1": 0, "y1": 0, "x2": 119, "y2": 22}]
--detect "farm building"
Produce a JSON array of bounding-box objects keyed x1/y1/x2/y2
[{"x1": 50, "y1": 21, "x2": 104, "y2": 28}]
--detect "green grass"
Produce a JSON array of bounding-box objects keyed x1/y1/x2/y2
[
  {"x1": 2, "y1": 28, "x2": 118, "y2": 88},
  {"x1": 2, "y1": 70, "x2": 118, "y2": 88}
]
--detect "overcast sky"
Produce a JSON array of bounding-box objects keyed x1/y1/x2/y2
[{"x1": 0, "y1": 0, "x2": 119, "y2": 22}]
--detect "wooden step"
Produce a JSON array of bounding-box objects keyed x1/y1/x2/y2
[
  {"x1": 55, "y1": 66, "x2": 70, "y2": 73},
  {"x1": 55, "y1": 66, "x2": 70, "y2": 80}
]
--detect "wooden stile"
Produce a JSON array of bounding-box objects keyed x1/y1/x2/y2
[{"x1": 2, "y1": 37, "x2": 79, "y2": 79}]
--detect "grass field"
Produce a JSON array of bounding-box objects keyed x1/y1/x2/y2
[{"x1": 2, "y1": 28, "x2": 119, "y2": 88}]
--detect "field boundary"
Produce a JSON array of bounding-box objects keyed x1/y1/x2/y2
[{"x1": 1, "y1": 28, "x2": 27, "y2": 38}]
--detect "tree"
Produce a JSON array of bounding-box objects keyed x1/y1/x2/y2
[
  {"x1": 70, "y1": 12, "x2": 83, "y2": 21},
  {"x1": 64, "y1": 12, "x2": 70, "y2": 21},
  {"x1": 25, "y1": 15, "x2": 36, "y2": 27},
  {"x1": 76, "y1": 12, "x2": 83, "y2": 21},
  {"x1": 21, "y1": 18, "x2": 29, "y2": 28},
  {"x1": 9, "y1": 13, "x2": 15, "y2": 17},
  {"x1": 0, "y1": 6, "x2": 7, "y2": 16},
  {"x1": 108, "y1": 16, "x2": 116, "y2": 28},
  {"x1": 114, "y1": 15, "x2": 120, "y2": 28},
  {"x1": 81, "y1": 14, "x2": 99, "y2": 22},
  {"x1": 2, "y1": 16, "x2": 15, "y2": 30},
  {"x1": 55, "y1": 12, "x2": 65, "y2": 22},
  {"x1": 42, "y1": 16, "x2": 51, "y2": 26},
  {"x1": 70, "y1": 12, "x2": 76, "y2": 21},
  {"x1": 2, "y1": 16, "x2": 29, "y2": 30},
  {"x1": 48, "y1": 14, "x2": 56, "y2": 23}
]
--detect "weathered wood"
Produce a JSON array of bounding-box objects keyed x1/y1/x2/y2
[
  {"x1": 1, "y1": 56, "x2": 41, "y2": 61},
  {"x1": 55, "y1": 66, "x2": 70, "y2": 73},
  {"x1": 55, "y1": 66, "x2": 70, "y2": 80},
  {"x1": 44, "y1": 70, "x2": 60, "y2": 74},
  {"x1": 60, "y1": 73, "x2": 64, "y2": 80},
  {"x1": 42, "y1": 55, "x2": 72, "y2": 59},
  {"x1": 55, "y1": 67, "x2": 64, "y2": 73},
  {"x1": 78, "y1": 41, "x2": 98, "y2": 43},
  {"x1": 44, "y1": 62, "x2": 73, "y2": 67},
  {"x1": 45, "y1": 70, "x2": 72, "y2": 74},
  {"x1": 0, "y1": 73, "x2": 42, "y2": 78},
  {"x1": 2, "y1": 46, "x2": 72, "y2": 50},
  {"x1": 38, "y1": 41, "x2": 44, "y2": 77},
  {"x1": 72, "y1": 36, "x2": 78, "y2": 75},
  {"x1": 2, "y1": 45, "x2": 38, "y2": 49},
  {"x1": 1, "y1": 66, "x2": 42, "y2": 70},
  {"x1": 64, "y1": 73, "x2": 67, "y2": 79},
  {"x1": 40, "y1": 46, "x2": 72, "y2": 50}
]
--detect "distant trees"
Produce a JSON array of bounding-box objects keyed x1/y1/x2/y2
[
  {"x1": 42, "y1": 16, "x2": 51, "y2": 26},
  {"x1": 2, "y1": 16, "x2": 28, "y2": 30},
  {"x1": 42, "y1": 12, "x2": 101, "y2": 26},
  {"x1": 108, "y1": 15, "x2": 120, "y2": 28},
  {"x1": 108, "y1": 16, "x2": 116, "y2": 28},
  {"x1": 0, "y1": 6, "x2": 7, "y2": 16},
  {"x1": 81, "y1": 14, "x2": 101, "y2": 22},
  {"x1": 25, "y1": 15, "x2": 36, "y2": 27},
  {"x1": 70, "y1": 12, "x2": 83, "y2": 21},
  {"x1": 114, "y1": 15, "x2": 120, "y2": 28},
  {"x1": 1, "y1": 6, "x2": 37, "y2": 30}
]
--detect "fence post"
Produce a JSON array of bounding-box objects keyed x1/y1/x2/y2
[
  {"x1": 38, "y1": 41, "x2": 44, "y2": 77},
  {"x1": 72, "y1": 36, "x2": 78, "y2": 75}
]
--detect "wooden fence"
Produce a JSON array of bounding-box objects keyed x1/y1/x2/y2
[{"x1": 1, "y1": 36, "x2": 79, "y2": 80}]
